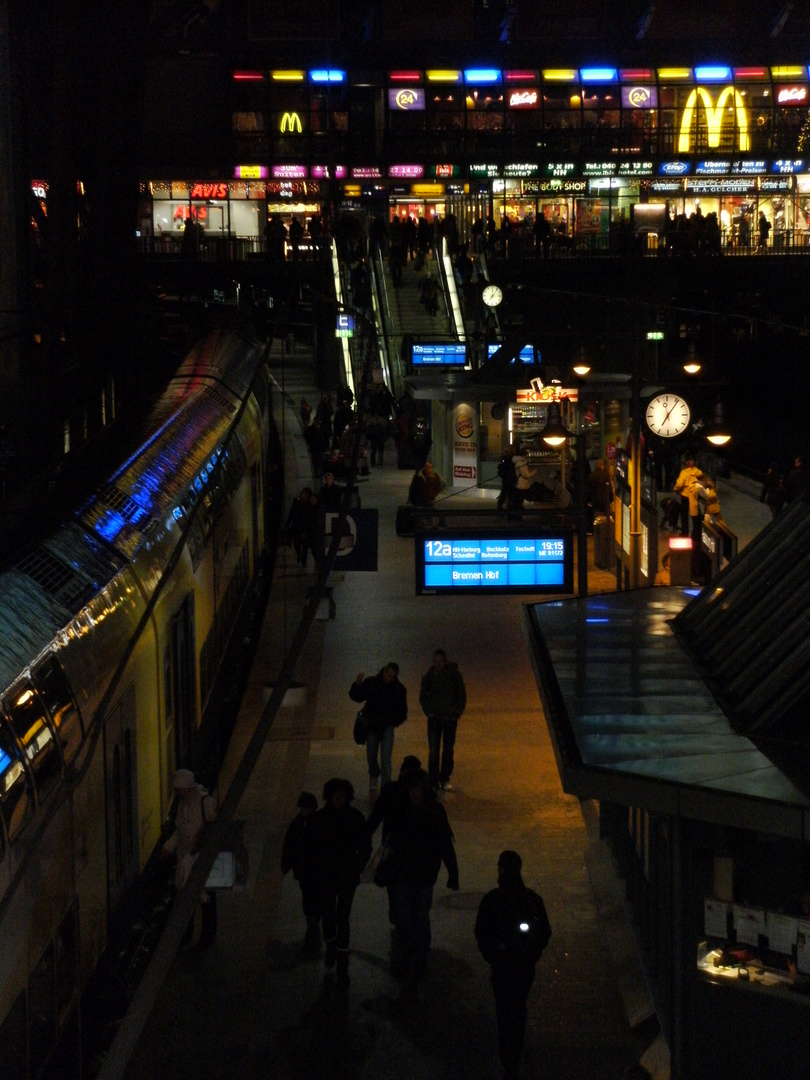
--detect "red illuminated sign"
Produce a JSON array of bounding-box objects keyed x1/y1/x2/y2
[
  {"x1": 777, "y1": 85, "x2": 808, "y2": 105},
  {"x1": 435, "y1": 164, "x2": 454, "y2": 177},
  {"x1": 509, "y1": 88, "x2": 539, "y2": 109},
  {"x1": 190, "y1": 183, "x2": 228, "y2": 200}
]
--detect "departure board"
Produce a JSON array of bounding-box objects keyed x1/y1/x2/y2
[
  {"x1": 415, "y1": 529, "x2": 574, "y2": 595},
  {"x1": 411, "y1": 342, "x2": 467, "y2": 366}
]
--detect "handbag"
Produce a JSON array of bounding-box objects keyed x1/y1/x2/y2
[
  {"x1": 353, "y1": 708, "x2": 369, "y2": 745},
  {"x1": 360, "y1": 843, "x2": 389, "y2": 885}
]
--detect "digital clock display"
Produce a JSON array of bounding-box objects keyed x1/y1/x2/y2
[{"x1": 416, "y1": 530, "x2": 573, "y2": 594}]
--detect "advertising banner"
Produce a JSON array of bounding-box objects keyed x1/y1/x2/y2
[{"x1": 451, "y1": 403, "x2": 479, "y2": 486}]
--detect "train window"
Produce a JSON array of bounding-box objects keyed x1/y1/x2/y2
[
  {"x1": 0, "y1": 720, "x2": 35, "y2": 840},
  {"x1": 0, "y1": 990, "x2": 27, "y2": 1077},
  {"x1": 3, "y1": 681, "x2": 62, "y2": 798},
  {"x1": 33, "y1": 655, "x2": 84, "y2": 764}
]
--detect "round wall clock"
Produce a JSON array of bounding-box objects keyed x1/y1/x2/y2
[
  {"x1": 482, "y1": 284, "x2": 503, "y2": 308},
  {"x1": 645, "y1": 393, "x2": 691, "y2": 438}
]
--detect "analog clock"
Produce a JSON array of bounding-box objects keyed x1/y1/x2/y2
[
  {"x1": 645, "y1": 393, "x2": 691, "y2": 438},
  {"x1": 482, "y1": 284, "x2": 503, "y2": 308}
]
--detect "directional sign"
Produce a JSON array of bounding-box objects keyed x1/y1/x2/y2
[{"x1": 324, "y1": 509, "x2": 378, "y2": 571}]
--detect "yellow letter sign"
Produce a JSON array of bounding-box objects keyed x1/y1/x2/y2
[{"x1": 678, "y1": 87, "x2": 749, "y2": 153}]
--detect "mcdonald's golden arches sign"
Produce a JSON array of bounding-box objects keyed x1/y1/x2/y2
[
  {"x1": 678, "y1": 87, "x2": 749, "y2": 153},
  {"x1": 280, "y1": 111, "x2": 303, "y2": 134}
]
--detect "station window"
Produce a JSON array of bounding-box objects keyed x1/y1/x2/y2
[
  {"x1": 4, "y1": 682, "x2": 63, "y2": 798},
  {"x1": 0, "y1": 720, "x2": 34, "y2": 841},
  {"x1": 32, "y1": 655, "x2": 84, "y2": 765}
]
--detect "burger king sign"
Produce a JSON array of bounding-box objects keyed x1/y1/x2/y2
[{"x1": 452, "y1": 405, "x2": 478, "y2": 484}]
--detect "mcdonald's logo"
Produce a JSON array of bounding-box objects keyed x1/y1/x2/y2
[
  {"x1": 678, "y1": 86, "x2": 749, "y2": 153},
  {"x1": 280, "y1": 111, "x2": 303, "y2": 134}
]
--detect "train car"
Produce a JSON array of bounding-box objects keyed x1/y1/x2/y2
[{"x1": 0, "y1": 321, "x2": 278, "y2": 1079}]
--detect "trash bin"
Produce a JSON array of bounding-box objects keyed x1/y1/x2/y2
[
  {"x1": 668, "y1": 537, "x2": 693, "y2": 586},
  {"x1": 593, "y1": 513, "x2": 612, "y2": 570}
]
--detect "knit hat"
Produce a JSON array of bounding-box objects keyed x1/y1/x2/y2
[{"x1": 173, "y1": 768, "x2": 196, "y2": 790}]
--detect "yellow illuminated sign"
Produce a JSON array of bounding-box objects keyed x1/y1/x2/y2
[
  {"x1": 280, "y1": 112, "x2": 303, "y2": 134},
  {"x1": 678, "y1": 86, "x2": 749, "y2": 153},
  {"x1": 411, "y1": 183, "x2": 445, "y2": 196}
]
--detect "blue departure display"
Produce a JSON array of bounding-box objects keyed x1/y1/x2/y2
[
  {"x1": 411, "y1": 342, "x2": 467, "y2": 366},
  {"x1": 416, "y1": 530, "x2": 573, "y2": 594},
  {"x1": 487, "y1": 344, "x2": 537, "y2": 364}
]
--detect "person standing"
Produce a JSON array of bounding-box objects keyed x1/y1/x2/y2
[
  {"x1": 280, "y1": 791, "x2": 321, "y2": 956},
  {"x1": 760, "y1": 462, "x2": 786, "y2": 518},
  {"x1": 509, "y1": 444, "x2": 536, "y2": 512},
  {"x1": 785, "y1": 455, "x2": 809, "y2": 503},
  {"x1": 475, "y1": 850, "x2": 552, "y2": 1080},
  {"x1": 419, "y1": 648, "x2": 467, "y2": 792},
  {"x1": 161, "y1": 769, "x2": 218, "y2": 949},
  {"x1": 384, "y1": 770, "x2": 459, "y2": 979},
  {"x1": 408, "y1": 460, "x2": 445, "y2": 507},
  {"x1": 306, "y1": 778, "x2": 371, "y2": 985},
  {"x1": 349, "y1": 663, "x2": 408, "y2": 794},
  {"x1": 673, "y1": 453, "x2": 702, "y2": 538}
]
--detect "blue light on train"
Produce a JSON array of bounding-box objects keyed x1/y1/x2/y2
[
  {"x1": 586, "y1": 617, "x2": 610, "y2": 623},
  {"x1": 0, "y1": 748, "x2": 10, "y2": 773},
  {"x1": 694, "y1": 66, "x2": 731, "y2": 82},
  {"x1": 194, "y1": 477, "x2": 203, "y2": 492},
  {"x1": 580, "y1": 68, "x2": 618, "y2": 83}
]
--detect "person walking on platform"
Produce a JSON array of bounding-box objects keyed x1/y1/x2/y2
[
  {"x1": 349, "y1": 663, "x2": 408, "y2": 794},
  {"x1": 384, "y1": 769, "x2": 459, "y2": 979},
  {"x1": 306, "y1": 778, "x2": 371, "y2": 985},
  {"x1": 475, "y1": 850, "x2": 552, "y2": 1080},
  {"x1": 160, "y1": 769, "x2": 218, "y2": 950},
  {"x1": 419, "y1": 648, "x2": 466, "y2": 792},
  {"x1": 280, "y1": 791, "x2": 321, "y2": 956}
]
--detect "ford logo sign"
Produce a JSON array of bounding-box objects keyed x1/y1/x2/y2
[{"x1": 661, "y1": 161, "x2": 689, "y2": 175}]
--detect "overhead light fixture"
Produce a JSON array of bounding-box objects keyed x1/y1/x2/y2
[
  {"x1": 541, "y1": 403, "x2": 572, "y2": 447},
  {"x1": 683, "y1": 342, "x2": 702, "y2": 376},
  {"x1": 572, "y1": 348, "x2": 590, "y2": 378},
  {"x1": 706, "y1": 400, "x2": 731, "y2": 446}
]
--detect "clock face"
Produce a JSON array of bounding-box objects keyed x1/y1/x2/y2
[
  {"x1": 645, "y1": 393, "x2": 691, "y2": 438},
  {"x1": 482, "y1": 284, "x2": 503, "y2": 308}
]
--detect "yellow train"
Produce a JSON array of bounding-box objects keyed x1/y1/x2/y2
[{"x1": 0, "y1": 321, "x2": 279, "y2": 1078}]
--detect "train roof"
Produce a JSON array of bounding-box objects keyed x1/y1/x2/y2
[{"x1": 0, "y1": 325, "x2": 266, "y2": 697}]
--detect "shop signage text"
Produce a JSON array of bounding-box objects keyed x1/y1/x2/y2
[
  {"x1": 776, "y1": 85, "x2": 808, "y2": 105},
  {"x1": 773, "y1": 159, "x2": 804, "y2": 173},
  {"x1": 190, "y1": 183, "x2": 228, "y2": 199},
  {"x1": 352, "y1": 167, "x2": 382, "y2": 179},
  {"x1": 508, "y1": 89, "x2": 538, "y2": 108},
  {"x1": 470, "y1": 163, "x2": 500, "y2": 178},
  {"x1": 504, "y1": 163, "x2": 539, "y2": 177},
  {"x1": 389, "y1": 164, "x2": 424, "y2": 179},
  {"x1": 678, "y1": 86, "x2": 749, "y2": 153},
  {"x1": 685, "y1": 177, "x2": 756, "y2": 194},
  {"x1": 523, "y1": 179, "x2": 587, "y2": 194},
  {"x1": 272, "y1": 165, "x2": 307, "y2": 179},
  {"x1": 545, "y1": 162, "x2": 577, "y2": 177},
  {"x1": 622, "y1": 85, "x2": 658, "y2": 109}
]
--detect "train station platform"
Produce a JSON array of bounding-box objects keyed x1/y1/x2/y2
[{"x1": 114, "y1": 341, "x2": 770, "y2": 1080}]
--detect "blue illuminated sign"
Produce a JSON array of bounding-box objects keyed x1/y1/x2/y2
[
  {"x1": 487, "y1": 344, "x2": 537, "y2": 365},
  {"x1": 416, "y1": 530, "x2": 574, "y2": 595},
  {"x1": 310, "y1": 69, "x2": 345, "y2": 83},
  {"x1": 411, "y1": 342, "x2": 467, "y2": 366}
]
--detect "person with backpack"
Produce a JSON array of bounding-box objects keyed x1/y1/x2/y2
[{"x1": 475, "y1": 850, "x2": 552, "y2": 1080}]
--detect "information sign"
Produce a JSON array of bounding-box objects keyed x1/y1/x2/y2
[
  {"x1": 411, "y1": 342, "x2": 467, "y2": 366},
  {"x1": 415, "y1": 530, "x2": 573, "y2": 595}
]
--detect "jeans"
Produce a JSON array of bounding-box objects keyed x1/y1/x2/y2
[
  {"x1": 389, "y1": 881, "x2": 434, "y2": 966},
  {"x1": 427, "y1": 716, "x2": 458, "y2": 786},
  {"x1": 366, "y1": 725, "x2": 395, "y2": 787},
  {"x1": 492, "y1": 965, "x2": 536, "y2": 1077},
  {"x1": 319, "y1": 880, "x2": 357, "y2": 950}
]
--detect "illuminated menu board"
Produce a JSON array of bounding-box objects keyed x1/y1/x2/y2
[{"x1": 416, "y1": 531, "x2": 573, "y2": 595}]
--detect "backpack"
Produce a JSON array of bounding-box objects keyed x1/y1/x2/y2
[{"x1": 497, "y1": 455, "x2": 517, "y2": 488}]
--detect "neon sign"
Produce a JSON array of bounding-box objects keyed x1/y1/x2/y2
[
  {"x1": 508, "y1": 89, "x2": 538, "y2": 108},
  {"x1": 280, "y1": 112, "x2": 303, "y2": 133},
  {"x1": 622, "y1": 86, "x2": 658, "y2": 109},
  {"x1": 388, "y1": 88, "x2": 425, "y2": 110},
  {"x1": 777, "y1": 85, "x2": 808, "y2": 105},
  {"x1": 678, "y1": 87, "x2": 749, "y2": 153},
  {"x1": 190, "y1": 183, "x2": 227, "y2": 199}
]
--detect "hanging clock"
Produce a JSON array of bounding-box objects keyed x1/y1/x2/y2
[
  {"x1": 645, "y1": 393, "x2": 691, "y2": 438},
  {"x1": 482, "y1": 284, "x2": 503, "y2": 308}
]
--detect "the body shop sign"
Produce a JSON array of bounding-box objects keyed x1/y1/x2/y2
[{"x1": 451, "y1": 404, "x2": 478, "y2": 485}]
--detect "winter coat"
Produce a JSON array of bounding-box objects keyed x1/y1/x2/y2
[
  {"x1": 475, "y1": 873, "x2": 551, "y2": 974},
  {"x1": 385, "y1": 786, "x2": 459, "y2": 889},
  {"x1": 349, "y1": 670, "x2": 408, "y2": 735},
  {"x1": 419, "y1": 662, "x2": 466, "y2": 721},
  {"x1": 306, "y1": 803, "x2": 371, "y2": 890}
]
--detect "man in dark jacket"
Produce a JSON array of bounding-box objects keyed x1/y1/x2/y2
[
  {"x1": 349, "y1": 663, "x2": 408, "y2": 794},
  {"x1": 385, "y1": 770, "x2": 459, "y2": 979},
  {"x1": 306, "y1": 778, "x2": 371, "y2": 985},
  {"x1": 419, "y1": 648, "x2": 467, "y2": 791},
  {"x1": 280, "y1": 791, "x2": 320, "y2": 954},
  {"x1": 475, "y1": 850, "x2": 552, "y2": 1080}
]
